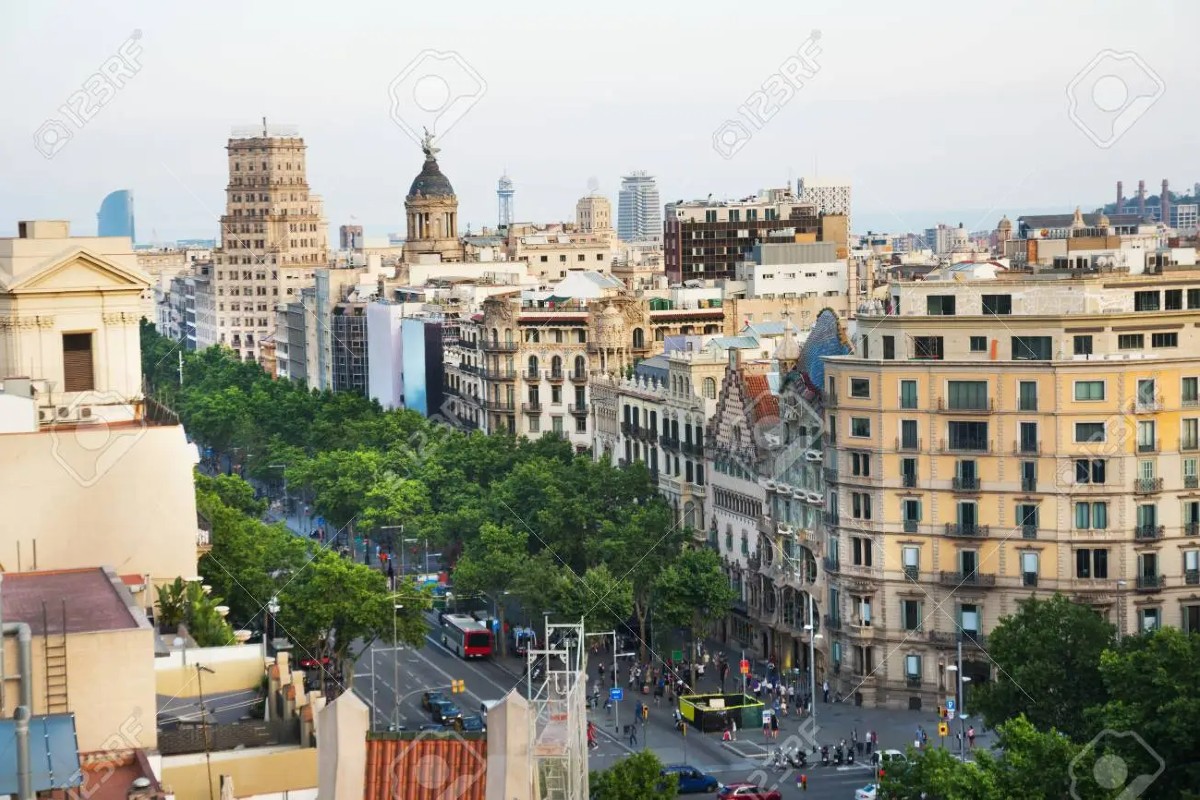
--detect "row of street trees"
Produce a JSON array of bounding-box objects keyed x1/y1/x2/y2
[
  {"x1": 143, "y1": 324, "x2": 735, "y2": 666},
  {"x1": 884, "y1": 594, "x2": 1200, "y2": 800}
]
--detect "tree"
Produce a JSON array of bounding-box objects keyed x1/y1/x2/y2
[
  {"x1": 1086, "y1": 627, "x2": 1200, "y2": 799},
  {"x1": 588, "y1": 750, "x2": 675, "y2": 800},
  {"x1": 971, "y1": 593, "x2": 1114, "y2": 740},
  {"x1": 548, "y1": 564, "x2": 634, "y2": 633},
  {"x1": 972, "y1": 716, "x2": 1082, "y2": 800},
  {"x1": 881, "y1": 745, "x2": 999, "y2": 800},
  {"x1": 360, "y1": 471, "x2": 432, "y2": 543},
  {"x1": 155, "y1": 577, "x2": 188, "y2": 633},
  {"x1": 654, "y1": 548, "x2": 736, "y2": 689},
  {"x1": 451, "y1": 522, "x2": 528, "y2": 657},
  {"x1": 195, "y1": 473, "x2": 266, "y2": 517}
]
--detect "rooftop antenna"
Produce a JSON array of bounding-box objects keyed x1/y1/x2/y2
[{"x1": 262, "y1": 116, "x2": 267, "y2": 136}]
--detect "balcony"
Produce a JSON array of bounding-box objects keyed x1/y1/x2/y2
[
  {"x1": 1014, "y1": 440, "x2": 1041, "y2": 455},
  {"x1": 952, "y1": 476, "x2": 980, "y2": 492},
  {"x1": 481, "y1": 367, "x2": 517, "y2": 381},
  {"x1": 1188, "y1": 476, "x2": 1199, "y2": 490},
  {"x1": 824, "y1": 466, "x2": 838, "y2": 484},
  {"x1": 1135, "y1": 477, "x2": 1164, "y2": 494},
  {"x1": 1186, "y1": 569, "x2": 1200, "y2": 586},
  {"x1": 938, "y1": 570, "x2": 996, "y2": 588},
  {"x1": 483, "y1": 399, "x2": 516, "y2": 412},
  {"x1": 1130, "y1": 396, "x2": 1164, "y2": 413},
  {"x1": 682, "y1": 441, "x2": 703, "y2": 457},
  {"x1": 1021, "y1": 524, "x2": 1038, "y2": 540},
  {"x1": 747, "y1": 553, "x2": 762, "y2": 571},
  {"x1": 1186, "y1": 522, "x2": 1200, "y2": 537},
  {"x1": 823, "y1": 614, "x2": 842, "y2": 632},
  {"x1": 944, "y1": 523, "x2": 989, "y2": 538},
  {"x1": 525, "y1": 369, "x2": 541, "y2": 381},
  {"x1": 903, "y1": 565, "x2": 919, "y2": 581},
  {"x1": 959, "y1": 630, "x2": 989, "y2": 649},
  {"x1": 1135, "y1": 574, "x2": 1162, "y2": 592},
  {"x1": 937, "y1": 397, "x2": 994, "y2": 413},
  {"x1": 569, "y1": 371, "x2": 588, "y2": 384},
  {"x1": 824, "y1": 511, "x2": 840, "y2": 527},
  {"x1": 896, "y1": 437, "x2": 922, "y2": 452},
  {"x1": 1023, "y1": 572, "x2": 1038, "y2": 587},
  {"x1": 823, "y1": 555, "x2": 840, "y2": 573},
  {"x1": 568, "y1": 404, "x2": 588, "y2": 416},
  {"x1": 903, "y1": 519, "x2": 919, "y2": 533},
  {"x1": 941, "y1": 438, "x2": 991, "y2": 454},
  {"x1": 481, "y1": 340, "x2": 519, "y2": 352},
  {"x1": 197, "y1": 527, "x2": 212, "y2": 553},
  {"x1": 906, "y1": 676, "x2": 922, "y2": 689},
  {"x1": 522, "y1": 402, "x2": 543, "y2": 414},
  {"x1": 660, "y1": 434, "x2": 680, "y2": 450},
  {"x1": 1021, "y1": 477, "x2": 1038, "y2": 492},
  {"x1": 458, "y1": 363, "x2": 480, "y2": 375},
  {"x1": 902, "y1": 472, "x2": 917, "y2": 488},
  {"x1": 547, "y1": 370, "x2": 564, "y2": 383},
  {"x1": 1137, "y1": 439, "x2": 1160, "y2": 454},
  {"x1": 1135, "y1": 524, "x2": 1164, "y2": 541}
]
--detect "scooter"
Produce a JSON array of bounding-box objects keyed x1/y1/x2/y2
[
  {"x1": 834, "y1": 745, "x2": 844, "y2": 765},
  {"x1": 820, "y1": 745, "x2": 830, "y2": 767},
  {"x1": 770, "y1": 748, "x2": 788, "y2": 771},
  {"x1": 847, "y1": 746, "x2": 855, "y2": 765},
  {"x1": 789, "y1": 748, "x2": 808, "y2": 769}
]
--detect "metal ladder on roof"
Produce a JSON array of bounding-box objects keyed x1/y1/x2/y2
[
  {"x1": 43, "y1": 601, "x2": 69, "y2": 714},
  {"x1": 540, "y1": 761, "x2": 568, "y2": 800}
]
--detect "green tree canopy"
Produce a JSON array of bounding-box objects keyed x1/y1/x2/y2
[
  {"x1": 970, "y1": 593, "x2": 1114, "y2": 740},
  {"x1": 588, "y1": 750, "x2": 675, "y2": 800},
  {"x1": 451, "y1": 522, "x2": 528, "y2": 656},
  {"x1": 655, "y1": 547, "x2": 736, "y2": 686}
]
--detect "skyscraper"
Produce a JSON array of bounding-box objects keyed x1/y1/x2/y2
[
  {"x1": 97, "y1": 189, "x2": 135, "y2": 241},
  {"x1": 211, "y1": 120, "x2": 328, "y2": 363},
  {"x1": 617, "y1": 171, "x2": 661, "y2": 242},
  {"x1": 497, "y1": 173, "x2": 514, "y2": 229}
]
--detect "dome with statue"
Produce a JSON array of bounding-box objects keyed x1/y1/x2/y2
[{"x1": 407, "y1": 129, "x2": 455, "y2": 197}]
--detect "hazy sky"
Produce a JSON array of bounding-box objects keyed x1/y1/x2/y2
[{"x1": 1, "y1": 0, "x2": 1196, "y2": 243}]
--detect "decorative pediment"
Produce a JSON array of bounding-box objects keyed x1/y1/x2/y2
[{"x1": 2, "y1": 248, "x2": 151, "y2": 295}]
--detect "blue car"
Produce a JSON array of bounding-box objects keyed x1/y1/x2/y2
[{"x1": 662, "y1": 764, "x2": 719, "y2": 794}]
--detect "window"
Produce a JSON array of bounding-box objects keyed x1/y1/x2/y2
[
  {"x1": 1134, "y1": 290, "x2": 1160, "y2": 311},
  {"x1": 905, "y1": 654, "x2": 922, "y2": 678},
  {"x1": 957, "y1": 502, "x2": 978, "y2": 529},
  {"x1": 1019, "y1": 421, "x2": 1039, "y2": 453},
  {"x1": 1013, "y1": 381, "x2": 1037, "y2": 412},
  {"x1": 1152, "y1": 332, "x2": 1178, "y2": 348},
  {"x1": 1016, "y1": 503, "x2": 1039, "y2": 528},
  {"x1": 1011, "y1": 336, "x2": 1052, "y2": 360},
  {"x1": 1075, "y1": 501, "x2": 1108, "y2": 529},
  {"x1": 1137, "y1": 420, "x2": 1157, "y2": 451},
  {"x1": 1075, "y1": 422, "x2": 1106, "y2": 443},
  {"x1": 1183, "y1": 419, "x2": 1198, "y2": 450},
  {"x1": 1164, "y1": 289, "x2": 1183, "y2": 310},
  {"x1": 946, "y1": 381, "x2": 988, "y2": 410},
  {"x1": 900, "y1": 380, "x2": 918, "y2": 409},
  {"x1": 902, "y1": 499, "x2": 921, "y2": 525},
  {"x1": 982, "y1": 294, "x2": 1012, "y2": 315},
  {"x1": 850, "y1": 378, "x2": 871, "y2": 398},
  {"x1": 913, "y1": 336, "x2": 944, "y2": 360},
  {"x1": 850, "y1": 418, "x2": 871, "y2": 438},
  {"x1": 1075, "y1": 380, "x2": 1105, "y2": 401},
  {"x1": 960, "y1": 603, "x2": 980, "y2": 635},
  {"x1": 927, "y1": 295, "x2": 956, "y2": 315},
  {"x1": 1184, "y1": 550, "x2": 1199, "y2": 583},
  {"x1": 851, "y1": 492, "x2": 872, "y2": 520},
  {"x1": 1136, "y1": 378, "x2": 1157, "y2": 406},
  {"x1": 860, "y1": 337, "x2": 869, "y2": 359},
  {"x1": 901, "y1": 458, "x2": 917, "y2": 487},
  {"x1": 852, "y1": 537, "x2": 873, "y2": 566},
  {"x1": 1075, "y1": 548, "x2": 1109, "y2": 579},
  {"x1": 1075, "y1": 459, "x2": 1107, "y2": 484},
  {"x1": 902, "y1": 546, "x2": 920, "y2": 574},
  {"x1": 62, "y1": 333, "x2": 95, "y2": 392},
  {"x1": 1021, "y1": 552, "x2": 1039, "y2": 586},
  {"x1": 969, "y1": 336, "x2": 988, "y2": 352},
  {"x1": 1184, "y1": 377, "x2": 1199, "y2": 405},
  {"x1": 1074, "y1": 335, "x2": 1093, "y2": 356},
  {"x1": 851, "y1": 452, "x2": 871, "y2": 477},
  {"x1": 901, "y1": 601, "x2": 922, "y2": 632},
  {"x1": 1118, "y1": 333, "x2": 1145, "y2": 350},
  {"x1": 883, "y1": 336, "x2": 895, "y2": 360},
  {"x1": 900, "y1": 419, "x2": 919, "y2": 449},
  {"x1": 1140, "y1": 608, "x2": 1160, "y2": 632},
  {"x1": 948, "y1": 421, "x2": 988, "y2": 451}
]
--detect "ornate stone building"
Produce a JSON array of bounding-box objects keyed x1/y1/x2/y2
[{"x1": 404, "y1": 132, "x2": 464, "y2": 263}]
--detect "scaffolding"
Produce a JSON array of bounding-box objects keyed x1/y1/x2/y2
[{"x1": 524, "y1": 620, "x2": 589, "y2": 800}]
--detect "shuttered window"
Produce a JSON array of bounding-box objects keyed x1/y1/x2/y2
[{"x1": 62, "y1": 333, "x2": 94, "y2": 392}]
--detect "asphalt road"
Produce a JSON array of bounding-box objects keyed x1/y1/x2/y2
[{"x1": 351, "y1": 613, "x2": 885, "y2": 799}]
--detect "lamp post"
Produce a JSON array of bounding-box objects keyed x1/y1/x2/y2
[
  {"x1": 1116, "y1": 580, "x2": 1128, "y2": 642},
  {"x1": 196, "y1": 664, "x2": 217, "y2": 800},
  {"x1": 393, "y1": 604, "x2": 403, "y2": 730},
  {"x1": 947, "y1": 644, "x2": 971, "y2": 761},
  {"x1": 804, "y1": 592, "x2": 822, "y2": 725}
]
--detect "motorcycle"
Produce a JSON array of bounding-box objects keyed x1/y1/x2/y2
[
  {"x1": 847, "y1": 746, "x2": 855, "y2": 765},
  {"x1": 820, "y1": 745, "x2": 830, "y2": 767},
  {"x1": 835, "y1": 745, "x2": 844, "y2": 765},
  {"x1": 789, "y1": 748, "x2": 808, "y2": 769},
  {"x1": 770, "y1": 748, "x2": 788, "y2": 771}
]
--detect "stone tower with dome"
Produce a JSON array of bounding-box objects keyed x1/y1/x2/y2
[{"x1": 404, "y1": 130, "x2": 464, "y2": 262}]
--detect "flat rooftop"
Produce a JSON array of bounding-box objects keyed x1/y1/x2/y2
[{"x1": 0, "y1": 567, "x2": 143, "y2": 635}]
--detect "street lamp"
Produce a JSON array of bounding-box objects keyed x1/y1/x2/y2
[
  {"x1": 196, "y1": 664, "x2": 217, "y2": 800},
  {"x1": 393, "y1": 604, "x2": 403, "y2": 730},
  {"x1": 946, "y1": 650, "x2": 972, "y2": 761},
  {"x1": 804, "y1": 592, "x2": 822, "y2": 725}
]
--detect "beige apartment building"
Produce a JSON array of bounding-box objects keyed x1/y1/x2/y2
[
  {"x1": 576, "y1": 194, "x2": 613, "y2": 234},
  {"x1": 506, "y1": 223, "x2": 618, "y2": 282},
  {"x1": 822, "y1": 266, "x2": 1200, "y2": 708},
  {"x1": 212, "y1": 123, "x2": 329, "y2": 362}
]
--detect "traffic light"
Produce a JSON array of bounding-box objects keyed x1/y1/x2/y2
[{"x1": 451, "y1": 679, "x2": 465, "y2": 694}]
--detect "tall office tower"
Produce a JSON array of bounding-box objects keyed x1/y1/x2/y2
[
  {"x1": 798, "y1": 177, "x2": 851, "y2": 231},
  {"x1": 97, "y1": 190, "x2": 135, "y2": 241},
  {"x1": 576, "y1": 193, "x2": 612, "y2": 234},
  {"x1": 212, "y1": 120, "x2": 328, "y2": 363},
  {"x1": 617, "y1": 171, "x2": 661, "y2": 241},
  {"x1": 497, "y1": 173, "x2": 514, "y2": 229},
  {"x1": 339, "y1": 224, "x2": 364, "y2": 250}
]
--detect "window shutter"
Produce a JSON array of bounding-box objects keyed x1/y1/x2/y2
[{"x1": 62, "y1": 333, "x2": 94, "y2": 392}]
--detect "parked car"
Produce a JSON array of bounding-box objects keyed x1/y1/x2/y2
[
  {"x1": 878, "y1": 749, "x2": 906, "y2": 765},
  {"x1": 421, "y1": 691, "x2": 448, "y2": 712},
  {"x1": 854, "y1": 784, "x2": 878, "y2": 800},
  {"x1": 458, "y1": 714, "x2": 486, "y2": 733},
  {"x1": 428, "y1": 699, "x2": 463, "y2": 725},
  {"x1": 717, "y1": 783, "x2": 781, "y2": 800},
  {"x1": 661, "y1": 765, "x2": 718, "y2": 794}
]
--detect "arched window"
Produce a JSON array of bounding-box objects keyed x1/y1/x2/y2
[
  {"x1": 551, "y1": 355, "x2": 562, "y2": 376},
  {"x1": 491, "y1": 328, "x2": 498, "y2": 344},
  {"x1": 504, "y1": 328, "x2": 514, "y2": 344},
  {"x1": 528, "y1": 355, "x2": 539, "y2": 377},
  {"x1": 574, "y1": 355, "x2": 585, "y2": 376},
  {"x1": 633, "y1": 328, "x2": 645, "y2": 348},
  {"x1": 703, "y1": 377, "x2": 717, "y2": 399}
]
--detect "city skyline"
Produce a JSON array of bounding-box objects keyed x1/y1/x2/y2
[{"x1": 3, "y1": 0, "x2": 1197, "y2": 243}]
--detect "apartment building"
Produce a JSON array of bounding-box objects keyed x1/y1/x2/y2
[
  {"x1": 331, "y1": 301, "x2": 368, "y2": 394},
  {"x1": 505, "y1": 223, "x2": 617, "y2": 282},
  {"x1": 576, "y1": 193, "x2": 613, "y2": 235},
  {"x1": 212, "y1": 123, "x2": 329, "y2": 363},
  {"x1": 821, "y1": 265, "x2": 1200, "y2": 709},
  {"x1": 664, "y1": 189, "x2": 848, "y2": 284}
]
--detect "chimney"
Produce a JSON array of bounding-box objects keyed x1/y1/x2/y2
[
  {"x1": 1117, "y1": 181, "x2": 1124, "y2": 213},
  {"x1": 1161, "y1": 179, "x2": 1171, "y2": 225},
  {"x1": 1138, "y1": 180, "x2": 1147, "y2": 217}
]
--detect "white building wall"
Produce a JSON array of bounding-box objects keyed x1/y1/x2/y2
[{"x1": 366, "y1": 302, "x2": 404, "y2": 410}]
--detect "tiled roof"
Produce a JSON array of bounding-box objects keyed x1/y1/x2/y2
[
  {"x1": 364, "y1": 736, "x2": 487, "y2": 800},
  {"x1": 743, "y1": 374, "x2": 779, "y2": 422},
  {"x1": 1, "y1": 568, "x2": 141, "y2": 635}
]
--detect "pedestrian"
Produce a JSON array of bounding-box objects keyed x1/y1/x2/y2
[
  {"x1": 781, "y1": 698, "x2": 788, "y2": 717},
  {"x1": 587, "y1": 721, "x2": 598, "y2": 749},
  {"x1": 770, "y1": 712, "x2": 779, "y2": 740},
  {"x1": 628, "y1": 724, "x2": 638, "y2": 747},
  {"x1": 731, "y1": 718, "x2": 738, "y2": 741},
  {"x1": 921, "y1": 727, "x2": 929, "y2": 749},
  {"x1": 598, "y1": 661, "x2": 605, "y2": 682},
  {"x1": 822, "y1": 679, "x2": 830, "y2": 703},
  {"x1": 968, "y1": 725, "x2": 976, "y2": 749},
  {"x1": 915, "y1": 726, "x2": 923, "y2": 750}
]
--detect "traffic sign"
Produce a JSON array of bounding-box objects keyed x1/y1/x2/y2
[
  {"x1": 609, "y1": 687, "x2": 624, "y2": 702},
  {"x1": 945, "y1": 699, "x2": 955, "y2": 712},
  {"x1": 947, "y1": 710, "x2": 956, "y2": 721},
  {"x1": 740, "y1": 659, "x2": 750, "y2": 675},
  {"x1": 938, "y1": 722, "x2": 949, "y2": 737},
  {"x1": 672, "y1": 650, "x2": 684, "y2": 661}
]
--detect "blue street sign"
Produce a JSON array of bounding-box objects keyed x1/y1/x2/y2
[
  {"x1": 609, "y1": 687, "x2": 624, "y2": 702},
  {"x1": 946, "y1": 699, "x2": 956, "y2": 712}
]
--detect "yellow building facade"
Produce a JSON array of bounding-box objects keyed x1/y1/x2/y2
[{"x1": 822, "y1": 268, "x2": 1200, "y2": 708}]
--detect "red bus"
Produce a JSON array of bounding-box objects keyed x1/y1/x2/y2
[{"x1": 441, "y1": 613, "x2": 494, "y2": 659}]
